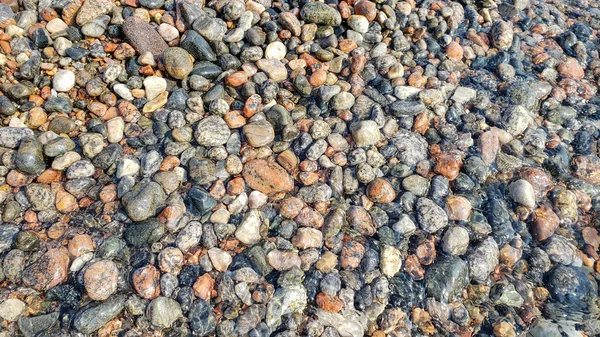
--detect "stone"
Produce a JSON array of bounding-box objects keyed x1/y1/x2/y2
[
  {"x1": 243, "y1": 159, "x2": 294, "y2": 195},
  {"x1": 267, "y1": 250, "x2": 302, "y2": 271},
  {"x1": 416, "y1": 198, "x2": 448, "y2": 233},
  {"x1": 0, "y1": 127, "x2": 33, "y2": 148},
  {"x1": 0, "y1": 96, "x2": 16, "y2": 115},
  {"x1": 425, "y1": 255, "x2": 469, "y2": 302},
  {"x1": 123, "y1": 16, "x2": 168, "y2": 56},
  {"x1": 300, "y1": 2, "x2": 341, "y2": 26},
  {"x1": 132, "y1": 265, "x2": 161, "y2": 299},
  {"x1": 180, "y1": 30, "x2": 216, "y2": 62},
  {"x1": 350, "y1": 120, "x2": 381, "y2": 147},
  {"x1": 147, "y1": 297, "x2": 183, "y2": 328},
  {"x1": 256, "y1": 58, "x2": 287, "y2": 82},
  {"x1": 441, "y1": 226, "x2": 469, "y2": 255},
  {"x1": 73, "y1": 295, "x2": 125, "y2": 334},
  {"x1": 84, "y1": 260, "x2": 119, "y2": 300},
  {"x1": 163, "y1": 47, "x2": 194, "y2": 79},
  {"x1": 235, "y1": 209, "x2": 262, "y2": 245},
  {"x1": 380, "y1": 245, "x2": 402, "y2": 277},
  {"x1": 265, "y1": 41, "x2": 286, "y2": 60},
  {"x1": 121, "y1": 181, "x2": 166, "y2": 221},
  {"x1": 508, "y1": 179, "x2": 535, "y2": 208},
  {"x1": 367, "y1": 178, "x2": 396, "y2": 203},
  {"x1": 195, "y1": 116, "x2": 231, "y2": 146},
  {"x1": 469, "y1": 237, "x2": 499, "y2": 283},
  {"x1": 292, "y1": 228, "x2": 323, "y2": 249},
  {"x1": 143, "y1": 76, "x2": 167, "y2": 100},
  {"x1": 22, "y1": 248, "x2": 69, "y2": 291},
  {"x1": 243, "y1": 120, "x2": 275, "y2": 147},
  {"x1": 76, "y1": 0, "x2": 113, "y2": 26},
  {"x1": 0, "y1": 298, "x2": 26, "y2": 321},
  {"x1": 207, "y1": 248, "x2": 232, "y2": 272},
  {"x1": 53, "y1": 70, "x2": 75, "y2": 92},
  {"x1": 490, "y1": 20, "x2": 513, "y2": 50},
  {"x1": 18, "y1": 312, "x2": 59, "y2": 337}
]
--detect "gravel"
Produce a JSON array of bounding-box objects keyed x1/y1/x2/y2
[{"x1": 0, "y1": 0, "x2": 599, "y2": 335}]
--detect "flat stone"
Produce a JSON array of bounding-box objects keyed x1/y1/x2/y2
[{"x1": 123, "y1": 16, "x2": 168, "y2": 57}]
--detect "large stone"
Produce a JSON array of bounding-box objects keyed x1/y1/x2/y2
[
  {"x1": 123, "y1": 16, "x2": 168, "y2": 56},
  {"x1": 416, "y1": 198, "x2": 449, "y2": 233},
  {"x1": 121, "y1": 181, "x2": 166, "y2": 222},
  {"x1": 194, "y1": 116, "x2": 231, "y2": 146},
  {"x1": 73, "y1": 295, "x2": 126, "y2": 334},
  {"x1": 300, "y1": 2, "x2": 342, "y2": 26},
  {"x1": 147, "y1": 297, "x2": 183, "y2": 328},
  {"x1": 242, "y1": 159, "x2": 294, "y2": 195},
  {"x1": 76, "y1": 0, "x2": 113, "y2": 26}
]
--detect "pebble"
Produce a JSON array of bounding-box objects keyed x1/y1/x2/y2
[
  {"x1": 52, "y1": 70, "x2": 75, "y2": 92},
  {"x1": 84, "y1": 260, "x2": 118, "y2": 300},
  {"x1": 147, "y1": 297, "x2": 183, "y2": 328}
]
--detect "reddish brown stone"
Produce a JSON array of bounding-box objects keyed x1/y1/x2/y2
[
  {"x1": 557, "y1": 57, "x2": 584, "y2": 79},
  {"x1": 404, "y1": 254, "x2": 425, "y2": 280},
  {"x1": 68, "y1": 234, "x2": 94, "y2": 258},
  {"x1": 280, "y1": 196, "x2": 305, "y2": 219},
  {"x1": 193, "y1": 273, "x2": 215, "y2": 301},
  {"x1": 340, "y1": 241, "x2": 365, "y2": 270},
  {"x1": 354, "y1": 0, "x2": 377, "y2": 21},
  {"x1": 22, "y1": 248, "x2": 69, "y2": 291},
  {"x1": 434, "y1": 154, "x2": 461, "y2": 180},
  {"x1": 347, "y1": 206, "x2": 375, "y2": 236},
  {"x1": 367, "y1": 178, "x2": 396, "y2": 204},
  {"x1": 132, "y1": 265, "x2": 161, "y2": 299},
  {"x1": 316, "y1": 293, "x2": 343, "y2": 312},
  {"x1": 84, "y1": 260, "x2": 118, "y2": 301},
  {"x1": 242, "y1": 159, "x2": 294, "y2": 195},
  {"x1": 294, "y1": 207, "x2": 324, "y2": 228},
  {"x1": 446, "y1": 41, "x2": 464, "y2": 60},
  {"x1": 445, "y1": 195, "x2": 471, "y2": 221},
  {"x1": 531, "y1": 205, "x2": 559, "y2": 241},
  {"x1": 416, "y1": 239, "x2": 436, "y2": 265},
  {"x1": 158, "y1": 247, "x2": 184, "y2": 274}
]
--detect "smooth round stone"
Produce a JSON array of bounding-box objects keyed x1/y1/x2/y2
[
  {"x1": 332, "y1": 92, "x2": 355, "y2": 110},
  {"x1": 264, "y1": 41, "x2": 286, "y2": 60},
  {"x1": 53, "y1": 70, "x2": 75, "y2": 92},
  {"x1": 441, "y1": 226, "x2": 469, "y2": 255},
  {"x1": 106, "y1": 117, "x2": 124, "y2": 143},
  {"x1": 347, "y1": 15, "x2": 369, "y2": 33},
  {"x1": 163, "y1": 47, "x2": 194, "y2": 79},
  {"x1": 143, "y1": 76, "x2": 167, "y2": 100},
  {"x1": 0, "y1": 96, "x2": 16, "y2": 116},
  {"x1": 158, "y1": 23, "x2": 178, "y2": 41},
  {"x1": 243, "y1": 120, "x2": 274, "y2": 147},
  {"x1": 194, "y1": 116, "x2": 230, "y2": 146},
  {"x1": 46, "y1": 18, "x2": 68, "y2": 33},
  {"x1": 147, "y1": 297, "x2": 183, "y2": 328},
  {"x1": 350, "y1": 120, "x2": 381, "y2": 147},
  {"x1": 509, "y1": 179, "x2": 535, "y2": 208},
  {"x1": 84, "y1": 260, "x2": 119, "y2": 301},
  {"x1": 81, "y1": 15, "x2": 110, "y2": 37}
]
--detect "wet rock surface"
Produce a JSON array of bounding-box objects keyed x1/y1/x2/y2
[{"x1": 0, "y1": 0, "x2": 599, "y2": 335}]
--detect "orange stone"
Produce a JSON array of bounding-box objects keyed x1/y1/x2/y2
[
  {"x1": 434, "y1": 154, "x2": 461, "y2": 180},
  {"x1": 242, "y1": 159, "x2": 294, "y2": 195},
  {"x1": 84, "y1": 260, "x2": 118, "y2": 301},
  {"x1": 225, "y1": 71, "x2": 248, "y2": 87},
  {"x1": 22, "y1": 247, "x2": 69, "y2": 291},
  {"x1": 557, "y1": 57, "x2": 584, "y2": 79},
  {"x1": 445, "y1": 195, "x2": 472, "y2": 221},
  {"x1": 367, "y1": 178, "x2": 396, "y2": 203},
  {"x1": 446, "y1": 41, "x2": 464, "y2": 60},
  {"x1": 280, "y1": 197, "x2": 305, "y2": 219},
  {"x1": 68, "y1": 234, "x2": 94, "y2": 257},
  {"x1": 316, "y1": 293, "x2": 343, "y2": 312},
  {"x1": 193, "y1": 273, "x2": 215, "y2": 301},
  {"x1": 132, "y1": 265, "x2": 161, "y2": 299},
  {"x1": 531, "y1": 205, "x2": 559, "y2": 241}
]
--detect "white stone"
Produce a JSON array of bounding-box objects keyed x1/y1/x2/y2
[
  {"x1": 52, "y1": 151, "x2": 81, "y2": 171},
  {"x1": 106, "y1": 117, "x2": 124, "y2": 143},
  {"x1": 442, "y1": 226, "x2": 470, "y2": 255},
  {"x1": 208, "y1": 247, "x2": 232, "y2": 272},
  {"x1": 394, "y1": 86, "x2": 422, "y2": 99},
  {"x1": 143, "y1": 76, "x2": 167, "y2": 100},
  {"x1": 380, "y1": 245, "x2": 402, "y2": 277},
  {"x1": 264, "y1": 41, "x2": 287, "y2": 60},
  {"x1": 117, "y1": 158, "x2": 140, "y2": 178},
  {"x1": 113, "y1": 83, "x2": 134, "y2": 100},
  {"x1": 53, "y1": 70, "x2": 75, "y2": 92},
  {"x1": 235, "y1": 209, "x2": 261, "y2": 245},
  {"x1": 509, "y1": 179, "x2": 536, "y2": 208},
  {"x1": 452, "y1": 86, "x2": 477, "y2": 104},
  {"x1": 158, "y1": 23, "x2": 179, "y2": 42},
  {"x1": 228, "y1": 192, "x2": 248, "y2": 215},
  {"x1": 350, "y1": 120, "x2": 381, "y2": 147},
  {"x1": 0, "y1": 298, "x2": 26, "y2": 322},
  {"x1": 46, "y1": 18, "x2": 68, "y2": 33},
  {"x1": 54, "y1": 37, "x2": 72, "y2": 56},
  {"x1": 248, "y1": 190, "x2": 268, "y2": 208},
  {"x1": 348, "y1": 15, "x2": 369, "y2": 34},
  {"x1": 209, "y1": 208, "x2": 230, "y2": 224}
]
